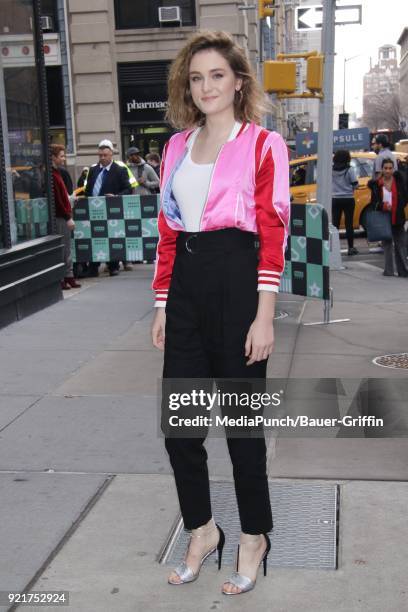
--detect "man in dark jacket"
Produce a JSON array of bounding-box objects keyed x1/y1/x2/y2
[{"x1": 84, "y1": 139, "x2": 134, "y2": 276}]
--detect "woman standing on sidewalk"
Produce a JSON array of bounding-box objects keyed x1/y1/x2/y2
[
  {"x1": 368, "y1": 158, "x2": 408, "y2": 277},
  {"x1": 331, "y1": 149, "x2": 359, "y2": 256},
  {"x1": 151, "y1": 31, "x2": 290, "y2": 595},
  {"x1": 51, "y1": 144, "x2": 81, "y2": 291}
]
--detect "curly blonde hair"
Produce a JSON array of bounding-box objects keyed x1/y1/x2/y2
[{"x1": 165, "y1": 30, "x2": 268, "y2": 130}]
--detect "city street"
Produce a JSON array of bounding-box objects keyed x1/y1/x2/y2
[{"x1": 1, "y1": 254, "x2": 407, "y2": 612}]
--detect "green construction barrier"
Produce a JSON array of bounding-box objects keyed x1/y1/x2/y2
[
  {"x1": 71, "y1": 194, "x2": 159, "y2": 263},
  {"x1": 71, "y1": 198, "x2": 330, "y2": 305},
  {"x1": 280, "y1": 203, "x2": 330, "y2": 301}
]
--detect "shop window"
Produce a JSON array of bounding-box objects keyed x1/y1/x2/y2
[
  {"x1": 114, "y1": 0, "x2": 196, "y2": 30},
  {"x1": 122, "y1": 125, "x2": 172, "y2": 161},
  {"x1": 0, "y1": 0, "x2": 33, "y2": 34},
  {"x1": 0, "y1": 0, "x2": 51, "y2": 244}
]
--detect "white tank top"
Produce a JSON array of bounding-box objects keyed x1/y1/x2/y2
[
  {"x1": 383, "y1": 186, "x2": 392, "y2": 208},
  {"x1": 172, "y1": 121, "x2": 242, "y2": 232}
]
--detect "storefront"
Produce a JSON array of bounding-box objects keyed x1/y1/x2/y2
[
  {"x1": 0, "y1": 0, "x2": 63, "y2": 328},
  {"x1": 118, "y1": 60, "x2": 174, "y2": 159}
]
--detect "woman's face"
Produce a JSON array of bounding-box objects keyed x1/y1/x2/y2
[
  {"x1": 382, "y1": 162, "x2": 394, "y2": 179},
  {"x1": 52, "y1": 150, "x2": 65, "y2": 168},
  {"x1": 188, "y1": 48, "x2": 242, "y2": 118}
]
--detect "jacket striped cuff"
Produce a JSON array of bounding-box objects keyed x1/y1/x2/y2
[
  {"x1": 257, "y1": 270, "x2": 281, "y2": 294},
  {"x1": 154, "y1": 289, "x2": 168, "y2": 307}
]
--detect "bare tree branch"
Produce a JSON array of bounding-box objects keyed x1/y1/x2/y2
[{"x1": 363, "y1": 75, "x2": 401, "y2": 131}]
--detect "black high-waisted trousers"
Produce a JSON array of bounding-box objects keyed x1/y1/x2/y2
[{"x1": 162, "y1": 228, "x2": 273, "y2": 534}]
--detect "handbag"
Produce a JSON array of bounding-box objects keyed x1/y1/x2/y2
[{"x1": 365, "y1": 205, "x2": 392, "y2": 242}]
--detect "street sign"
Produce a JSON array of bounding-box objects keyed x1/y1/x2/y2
[
  {"x1": 295, "y1": 4, "x2": 362, "y2": 31},
  {"x1": 296, "y1": 127, "x2": 370, "y2": 156}
]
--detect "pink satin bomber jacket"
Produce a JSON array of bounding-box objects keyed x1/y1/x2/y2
[{"x1": 152, "y1": 121, "x2": 290, "y2": 306}]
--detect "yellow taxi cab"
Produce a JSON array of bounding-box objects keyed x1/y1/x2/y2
[{"x1": 290, "y1": 151, "x2": 406, "y2": 229}]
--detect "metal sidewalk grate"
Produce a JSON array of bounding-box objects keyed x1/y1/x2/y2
[
  {"x1": 373, "y1": 353, "x2": 408, "y2": 370},
  {"x1": 162, "y1": 481, "x2": 339, "y2": 570}
]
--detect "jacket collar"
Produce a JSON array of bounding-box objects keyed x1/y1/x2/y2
[{"x1": 183, "y1": 121, "x2": 248, "y2": 143}]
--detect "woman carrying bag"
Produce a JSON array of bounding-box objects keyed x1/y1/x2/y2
[
  {"x1": 151, "y1": 31, "x2": 290, "y2": 595},
  {"x1": 367, "y1": 158, "x2": 408, "y2": 277}
]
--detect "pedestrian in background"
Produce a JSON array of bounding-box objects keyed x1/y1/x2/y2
[
  {"x1": 84, "y1": 139, "x2": 135, "y2": 276},
  {"x1": 145, "y1": 152, "x2": 161, "y2": 176},
  {"x1": 372, "y1": 134, "x2": 398, "y2": 179},
  {"x1": 145, "y1": 152, "x2": 161, "y2": 193},
  {"x1": 368, "y1": 158, "x2": 408, "y2": 277},
  {"x1": 77, "y1": 166, "x2": 89, "y2": 189},
  {"x1": 50, "y1": 144, "x2": 81, "y2": 290},
  {"x1": 331, "y1": 149, "x2": 359, "y2": 256},
  {"x1": 127, "y1": 147, "x2": 160, "y2": 195},
  {"x1": 57, "y1": 161, "x2": 73, "y2": 196}
]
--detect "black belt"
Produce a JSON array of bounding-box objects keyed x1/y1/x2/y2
[{"x1": 176, "y1": 228, "x2": 256, "y2": 255}]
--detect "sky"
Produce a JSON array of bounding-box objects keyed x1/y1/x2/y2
[{"x1": 332, "y1": 0, "x2": 408, "y2": 116}]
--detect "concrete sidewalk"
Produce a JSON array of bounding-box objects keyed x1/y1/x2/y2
[{"x1": 0, "y1": 260, "x2": 407, "y2": 611}]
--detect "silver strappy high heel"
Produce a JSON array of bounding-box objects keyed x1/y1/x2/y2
[
  {"x1": 222, "y1": 533, "x2": 271, "y2": 595},
  {"x1": 168, "y1": 519, "x2": 225, "y2": 585}
]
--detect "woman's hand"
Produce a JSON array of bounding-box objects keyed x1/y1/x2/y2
[
  {"x1": 245, "y1": 290, "x2": 277, "y2": 365},
  {"x1": 152, "y1": 307, "x2": 166, "y2": 350},
  {"x1": 245, "y1": 317, "x2": 275, "y2": 365}
]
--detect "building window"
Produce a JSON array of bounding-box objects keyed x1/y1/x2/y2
[
  {"x1": 46, "y1": 65, "x2": 66, "y2": 145},
  {"x1": 114, "y1": 0, "x2": 196, "y2": 30},
  {"x1": 40, "y1": 0, "x2": 58, "y2": 33}
]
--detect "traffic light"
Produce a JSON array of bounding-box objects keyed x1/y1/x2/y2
[
  {"x1": 338, "y1": 113, "x2": 349, "y2": 130},
  {"x1": 264, "y1": 61, "x2": 297, "y2": 93},
  {"x1": 258, "y1": 0, "x2": 274, "y2": 19},
  {"x1": 306, "y1": 55, "x2": 324, "y2": 93}
]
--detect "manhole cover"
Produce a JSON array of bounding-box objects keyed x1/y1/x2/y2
[{"x1": 373, "y1": 353, "x2": 408, "y2": 370}]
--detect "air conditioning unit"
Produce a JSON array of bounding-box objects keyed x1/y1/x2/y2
[
  {"x1": 158, "y1": 6, "x2": 182, "y2": 24},
  {"x1": 41, "y1": 16, "x2": 54, "y2": 31}
]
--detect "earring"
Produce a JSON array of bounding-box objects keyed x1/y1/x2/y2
[{"x1": 235, "y1": 89, "x2": 243, "y2": 102}]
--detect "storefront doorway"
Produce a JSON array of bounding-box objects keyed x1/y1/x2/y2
[
  {"x1": 118, "y1": 61, "x2": 173, "y2": 162},
  {"x1": 121, "y1": 124, "x2": 173, "y2": 161}
]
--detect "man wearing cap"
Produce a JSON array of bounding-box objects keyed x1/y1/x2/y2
[
  {"x1": 127, "y1": 146, "x2": 159, "y2": 195},
  {"x1": 84, "y1": 139, "x2": 137, "y2": 276}
]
